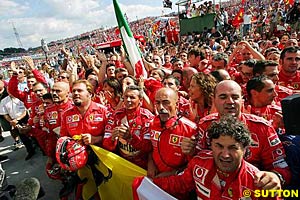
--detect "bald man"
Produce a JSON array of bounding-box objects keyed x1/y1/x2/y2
[
  {"x1": 182, "y1": 80, "x2": 291, "y2": 190},
  {"x1": 182, "y1": 67, "x2": 198, "y2": 92},
  {"x1": 43, "y1": 81, "x2": 73, "y2": 178},
  {"x1": 147, "y1": 88, "x2": 198, "y2": 188}
]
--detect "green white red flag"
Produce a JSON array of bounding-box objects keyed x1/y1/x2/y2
[{"x1": 113, "y1": 0, "x2": 147, "y2": 78}]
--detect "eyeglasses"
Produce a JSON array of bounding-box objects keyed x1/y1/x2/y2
[
  {"x1": 58, "y1": 76, "x2": 68, "y2": 79},
  {"x1": 18, "y1": 71, "x2": 24, "y2": 74}
]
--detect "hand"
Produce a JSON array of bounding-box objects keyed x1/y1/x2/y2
[
  {"x1": 97, "y1": 52, "x2": 107, "y2": 63},
  {"x1": 81, "y1": 133, "x2": 92, "y2": 145},
  {"x1": 178, "y1": 90, "x2": 188, "y2": 99},
  {"x1": 104, "y1": 90, "x2": 115, "y2": 105},
  {"x1": 118, "y1": 124, "x2": 131, "y2": 140},
  {"x1": 18, "y1": 124, "x2": 32, "y2": 135},
  {"x1": 67, "y1": 59, "x2": 78, "y2": 74},
  {"x1": 9, "y1": 119, "x2": 18, "y2": 127},
  {"x1": 272, "y1": 112, "x2": 284, "y2": 130},
  {"x1": 181, "y1": 136, "x2": 197, "y2": 155},
  {"x1": 61, "y1": 45, "x2": 70, "y2": 58},
  {"x1": 33, "y1": 116, "x2": 40, "y2": 124},
  {"x1": 188, "y1": 100, "x2": 198, "y2": 121},
  {"x1": 138, "y1": 77, "x2": 145, "y2": 89},
  {"x1": 120, "y1": 46, "x2": 126, "y2": 61},
  {"x1": 10, "y1": 61, "x2": 17, "y2": 72},
  {"x1": 254, "y1": 171, "x2": 281, "y2": 190},
  {"x1": 23, "y1": 56, "x2": 35, "y2": 70},
  {"x1": 147, "y1": 158, "x2": 158, "y2": 178}
]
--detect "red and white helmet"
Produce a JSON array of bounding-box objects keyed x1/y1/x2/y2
[{"x1": 56, "y1": 136, "x2": 88, "y2": 171}]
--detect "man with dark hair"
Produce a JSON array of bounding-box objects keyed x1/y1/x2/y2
[
  {"x1": 103, "y1": 85, "x2": 154, "y2": 169},
  {"x1": 188, "y1": 48, "x2": 210, "y2": 73},
  {"x1": 0, "y1": 88, "x2": 35, "y2": 160},
  {"x1": 278, "y1": 46, "x2": 300, "y2": 90},
  {"x1": 232, "y1": 59, "x2": 256, "y2": 86},
  {"x1": 18, "y1": 81, "x2": 49, "y2": 156},
  {"x1": 60, "y1": 80, "x2": 108, "y2": 200},
  {"x1": 211, "y1": 52, "x2": 228, "y2": 71},
  {"x1": 253, "y1": 60, "x2": 293, "y2": 102},
  {"x1": 115, "y1": 68, "x2": 128, "y2": 81},
  {"x1": 246, "y1": 76, "x2": 283, "y2": 130},
  {"x1": 182, "y1": 80, "x2": 291, "y2": 190},
  {"x1": 152, "y1": 115, "x2": 264, "y2": 199},
  {"x1": 8, "y1": 57, "x2": 47, "y2": 109}
]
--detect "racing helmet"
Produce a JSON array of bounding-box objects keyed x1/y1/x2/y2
[{"x1": 56, "y1": 136, "x2": 88, "y2": 171}]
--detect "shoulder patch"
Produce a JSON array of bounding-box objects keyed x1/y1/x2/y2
[
  {"x1": 242, "y1": 113, "x2": 271, "y2": 126},
  {"x1": 199, "y1": 113, "x2": 219, "y2": 123},
  {"x1": 140, "y1": 108, "x2": 154, "y2": 118},
  {"x1": 180, "y1": 117, "x2": 197, "y2": 129}
]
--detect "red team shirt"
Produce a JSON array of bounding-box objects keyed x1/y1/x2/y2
[
  {"x1": 153, "y1": 150, "x2": 278, "y2": 200},
  {"x1": 60, "y1": 102, "x2": 108, "y2": 142},
  {"x1": 197, "y1": 113, "x2": 291, "y2": 185},
  {"x1": 44, "y1": 100, "x2": 73, "y2": 158},
  {"x1": 150, "y1": 116, "x2": 198, "y2": 173},
  {"x1": 8, "y1": 69, "x2": 47, "y2": 109},
  {"x1": 278, "y1": 71, "x2": 300, "y2": 90},
  {"x1": 103, "y1": 107, "x2": 154, "y2": 169}
]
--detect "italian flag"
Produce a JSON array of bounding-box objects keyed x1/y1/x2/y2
[{"x1": 113, "y1": 0, "x2": 147, "y2": 78}]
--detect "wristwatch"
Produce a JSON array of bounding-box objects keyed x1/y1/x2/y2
[{"x1": 272, "y1": 170, "x2": 285, "y2": 186}]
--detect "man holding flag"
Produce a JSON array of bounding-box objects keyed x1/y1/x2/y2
[{"x1": 113, "y1": 0, "x2": 147, "y2": 79}]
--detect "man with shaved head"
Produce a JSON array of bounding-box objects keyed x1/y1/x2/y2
[
  {"x1": 182, "y1": 67, "x2": 198, "y2": 92},
  {"x1": 43, "y1": 81, "x2": 73, "y2": 178},
  {"x1": 147, "y1": 88, "x2": 198, "y2": 199},
  {"x1": 182, "y1": 80, "x2": 291, "y2": 190}
]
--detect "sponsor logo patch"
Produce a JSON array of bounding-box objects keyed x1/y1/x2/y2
[
  {"x1": 268, "y1": 134, "x2": 280, "y2": 147},
  {"x1": 193, "y1": 165, "x2": 209, "y2": 185}
]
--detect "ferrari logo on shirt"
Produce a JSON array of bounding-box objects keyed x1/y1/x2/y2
[
  {"x1": 228, "y1": 188, "x2": 233, "y2": 197},
  {"x1": 169, "y1": 134, "x2": 181, "y2": 146},
  {"x1": 89, "y1": 114, "x2": 94, "y2": 121},
  {"x1": 293, "y1": 83, "x2": 299, "y2": 89}
]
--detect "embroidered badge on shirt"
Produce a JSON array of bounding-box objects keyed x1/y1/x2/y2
[
  {"x1": 51, "y1": 111, "x2": 58, "y2": 119},
  {"x1": 268, "y1": 134, "x2": 280, "y2": 147},
  {"x1": 94, "y1": 114, "x2": 103, "y2": 122},
  {"x1": 169, "y1": 134, "x2": 182, "y2": 146},
  {"x1": 72, "y1": 114, "x2": 80, "y2": 122}
]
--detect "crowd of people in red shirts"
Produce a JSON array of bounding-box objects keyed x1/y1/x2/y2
[{"x1": 0, "y1": 0, "x2": 300, "y2": 199}]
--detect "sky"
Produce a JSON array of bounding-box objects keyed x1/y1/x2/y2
[{"x1": 0, "y1": 0, "x2": 178, "y2": 50}]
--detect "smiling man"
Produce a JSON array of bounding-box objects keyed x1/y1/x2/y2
[
  {"x1": 181, "y1": 80, "x2": 291, "y2": 190},
  {"x1": 153, "y1": 115, "x2": 264, "y2": 199},
  {"x1": 103, "y1": 85, "x2": 154, "y2": 169}
]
